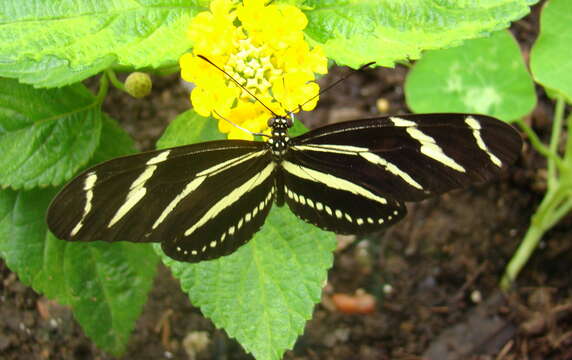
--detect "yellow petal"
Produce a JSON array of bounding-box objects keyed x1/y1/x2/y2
[
  {"x1": 190, "y1": 87, "x2": 214, "y2": 117},
  {"x1": 228, "y1": 127, "x2": 254, "y2": 141},
  {"x1": 278, "y1": 5, "x2": 307, "y2": 31}
]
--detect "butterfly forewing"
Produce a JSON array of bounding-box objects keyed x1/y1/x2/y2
[
  {"x1": 289, "y1": 114, "x2": 522, "y2": 202},
  {"x1": 47, "y1": 140, "x2": 271, "y2": 262}
]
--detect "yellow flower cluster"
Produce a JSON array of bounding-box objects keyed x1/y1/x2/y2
[{"x1": 180, "y1": 0, "x2": 328, "y2": 140}]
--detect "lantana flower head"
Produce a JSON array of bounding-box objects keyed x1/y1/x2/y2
[{"x1": 180, "y1": 0, "x2": 328, "y2": 140}]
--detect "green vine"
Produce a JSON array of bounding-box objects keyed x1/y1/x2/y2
[{"x1": 501, "y1": 95, "x2": 571, "y2": 290}]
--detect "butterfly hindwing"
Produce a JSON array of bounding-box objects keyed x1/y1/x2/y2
[
  {"x1": 279, "y1": 158, "x2": 406, "y2": 234},
  {"x1": 159, "y1": 155, "x2": 276, "y2": 262}
]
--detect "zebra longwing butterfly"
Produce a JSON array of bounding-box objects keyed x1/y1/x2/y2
[{"x1": 47, "y1": 111, "x2": 522, "y2": 262}]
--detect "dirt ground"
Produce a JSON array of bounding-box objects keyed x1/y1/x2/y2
[{"x1": 2, "y1": 3, "x2": 571, "y2": 359}]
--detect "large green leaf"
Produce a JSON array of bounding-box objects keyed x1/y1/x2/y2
[
  {"x1": 0, "y1": 117, "x2": 157, "y2": 355},
  {"x1": 404, "y1": 30, "x2": 536, "y2": 122},
  {"x1": 0, "y1": 0, "x2": 202, "y2": 88},
  {"x1": 303, "y1": 0, "x2": 537, "y2": 68},
  {"x1": 157, "y1": 206, "x2": 336, "y2": 360},
  {"x1": 0, "y1": 79, "x2": 103, "y2": 189},
  {"x1": 0, "y1": 115, "x2": 135, "y2": 301},
  {"x1": 157, "y1": 108, "x2": 336, "y2": 359},
  {"x1": 530, "y1": 0, "x2": 572, "y2": 103}
]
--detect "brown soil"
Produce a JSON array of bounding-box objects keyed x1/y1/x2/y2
[{"x1": 2, "y1": 3, "x2": 571, "y2": 359}]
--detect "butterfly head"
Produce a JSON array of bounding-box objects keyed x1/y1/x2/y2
[{"x1": 267, "y1": 113, "x2": 294, "y2": 158}]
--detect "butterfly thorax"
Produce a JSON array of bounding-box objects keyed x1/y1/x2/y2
[{"x1": 267, "y1": 115, "x2": 293, "y2": 160}]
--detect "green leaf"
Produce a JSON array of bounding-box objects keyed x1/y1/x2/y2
[
  {"x1": 64, "y1": 241, "x2": 158, "y2": 355},
  {"x1": 0, "y1": 0, "x2": 202, "y2": 88},
  {"x1": 91, "y1": 115, "x2": 137, "y2": 163},
  {"x1": 157, "y1": 107, "x2": 335, "y2": 359},
  {"x1": 530, "y1": 0, "x2": 572, "y2": 103},
  {"x1": 303, "y1": 0, "x2": 537, "y2": 68},
  {"x1": 404, "y1": 30, "x2": 536, "y2": 122},
  {"x1": 156, "y1": 206, "x2": 336, "y2": 360},
  {"x1": 0, "y1": 55, "x2": 117, "y2": 91},
  {"x1": 157, "y1": 109, "x2": 224, "y2": 148},
  {"x1": 290, "y1": 114, "x2": 308, "y2": 137},
  {"x1": 0, "y1": 79, "x2": 103, "y2": 190},
  {"x1": 0, "y1": 187, "x2": 69, "y2": 301},
  {"x1": 0, "y1": 118, "x2": 156, "y2": 355}
]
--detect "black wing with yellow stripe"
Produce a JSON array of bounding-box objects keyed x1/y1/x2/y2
[
  {"x1": 47, "y1": 113, "x2": 521, "y2": 263},
  {"x1": 47, "y1": 140, "x2": 273, "y2": 262},
  {"x1": 278, "y1": 113, "x2": 521, "y2": 234}
]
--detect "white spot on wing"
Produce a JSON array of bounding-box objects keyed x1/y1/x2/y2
[
  {"x1": 307, "y1": 199, "x2": 314, "y2": 208},
  {"x1": 335, "y1": 209, "x2": 342, "y2": 219}
]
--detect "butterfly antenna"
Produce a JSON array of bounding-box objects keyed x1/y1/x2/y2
[
  {"x1": 213, "y1": 110, "x2": 270, "y2": 138},
  {"x1": 197, "y1": 55, "x2": 280, "y2": 118},
  {"x1": 286, "y1": 61, "x2": 376, "y2": 114}
]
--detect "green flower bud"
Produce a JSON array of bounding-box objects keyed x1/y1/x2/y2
[{"x1": 125, "y1": 72, "x2": 152, "y2": 98}]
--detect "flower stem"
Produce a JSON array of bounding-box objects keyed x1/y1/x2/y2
[
  {"x1": 516, "y1": 119, "x2": 562, "y2": 168},
  {"x1": 500, "y1": 217, "x2": 546, "y2": 290},
  {"x1": 501, "y1": 94, "x2": 570, "y2": 290},
  {"x1": 564, "y1": 111, "x2": 572, "y2": 163},
  {"x1": 548, "y1": 96, "x2": 565, "y2": 186},
  {"x1": 95, "y1": 72, "x2": 109, "y2": 106},
  {"x1": 105, "y1": 69, "x2": 126, "y2": 91}
]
